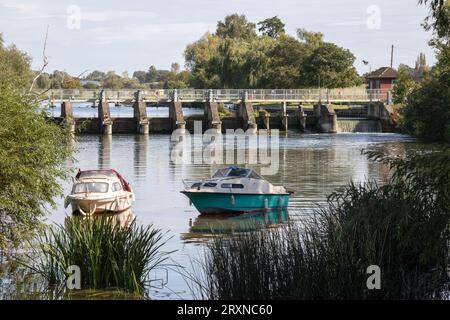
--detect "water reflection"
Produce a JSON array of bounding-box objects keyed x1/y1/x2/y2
[
  {"x1": 72, "y1": 208, "x2": 136, "y2": 228},
  {"x1": 55, "y1": 132, "x2": 418, "y2": 299},
  {"x1": 181, "y1": 210, "x2": 289, "y2": 241},
  {"x1": 134, "y1": 135, "x2": 148, "y2": 180},
  {"x1": 98, "y1": 135, "x2": 112, "y2": 169}
]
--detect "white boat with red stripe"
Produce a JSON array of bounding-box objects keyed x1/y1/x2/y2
[{"x1": 65, "y1": 169, "x2": 135, "y2": 216}]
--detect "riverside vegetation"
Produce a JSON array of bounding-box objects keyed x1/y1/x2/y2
[{"x1": 190, "y1": 148, "x2": 450, "y2": 299}]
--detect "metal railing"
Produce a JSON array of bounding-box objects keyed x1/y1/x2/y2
[{"x1": 38, "y1": 88, "x2": 386, "y2": 103}]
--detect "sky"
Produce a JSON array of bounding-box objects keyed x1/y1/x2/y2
[{"x1": 0, "y1": 0, "x2": 437, "y2": 76}]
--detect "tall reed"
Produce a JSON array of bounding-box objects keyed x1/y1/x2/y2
[{"x1": 22, "y1": 216, "x2": 171, "y2": 295}]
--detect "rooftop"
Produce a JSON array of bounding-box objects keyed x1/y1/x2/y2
[{"x1": 365, "y1": 67, "x2": 398, "y2": 79}]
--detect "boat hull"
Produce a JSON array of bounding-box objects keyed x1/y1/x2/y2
[
  {"x1": 182, "y1": 191, "x2": 290, "y2": 214},
  {"x1": 67, "y1": 194, "x2": 133, "y2": 215}
]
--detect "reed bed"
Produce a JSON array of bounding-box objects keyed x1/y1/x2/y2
[
  {"x1": 191, "y1": 148, "x2": 450, "y2": 299},
  {"x1": 22, "y1": 216, "x2": 171, "y2": 295}
]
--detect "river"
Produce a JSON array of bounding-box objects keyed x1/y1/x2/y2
[{"x1": 41, "y1": 132, "x2": 420, "y2": 299}]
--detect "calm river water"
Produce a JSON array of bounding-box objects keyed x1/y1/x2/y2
[{"x1": 50, "y1": 132, "x2": 418, "y2": 299}]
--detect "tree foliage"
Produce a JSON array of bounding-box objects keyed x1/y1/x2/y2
[
  {"x1": 0, "y1": 37, "x2": 71, "y2": 249},
  {"x1": 399, "y1": 0, "x2": 450, "y2": 142},
  {"x1": 184, "y1": 15, "x2": 362, "y2": 89},
  {"x1": 257, "y1": 16, "x2": 285, "y2": 38},
  {"x1": 216, "y1": 14, "x2": 257, "y2": 40}
]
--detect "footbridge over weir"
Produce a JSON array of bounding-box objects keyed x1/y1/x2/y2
[{"x1": 44, "y1": 89, "x2": 395, "y2": 135}]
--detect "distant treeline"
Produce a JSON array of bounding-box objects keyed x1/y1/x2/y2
[{"x1": 34, "y1": 14, "x2": 364, "y2": 90}]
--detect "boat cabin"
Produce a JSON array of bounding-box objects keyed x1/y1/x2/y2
[{"x1": 212, "y1": 167, "x2": 263, "y2": 180}]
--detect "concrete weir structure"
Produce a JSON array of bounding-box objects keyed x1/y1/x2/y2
[
  {"x1": 314, "y1": 104, "x2": 338, "y2": 133},
  {"x1": 51, "y1": 88, "x2": 396, "y2": 135}
]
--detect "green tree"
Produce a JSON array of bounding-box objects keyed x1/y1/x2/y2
[
  {"x1": 216, "y1": 14, "x2": 257, "y2": 40},
  {"x1": 257, "y1": 16, "x2": 285, "y2": 38},
  {"x1": 297, "y1": 28, "x2": 324, "y2": 49},
  {"x1": 170, "y1": 62, "x2": 180, "y2": 74},
  {"x1": 399, "y1": 0, "x2": 450, "y2": 141},
  {"x1": 260, "y1": 34, "x2": 306, "y2": 88},
  {"x1": 132, "y1": 70, "x2": 147, "y2": 84},
  {"x1": 299, "y1": 42, "x2": 362, "y2": 88},
  {"x1": 184, "y1": 32, "x2": 221, "y2": 88},
  {"x1": 0, "y1": 38, "x2": 71, "y2": 248},
  {"x1": 401, "y1": 46, "x2": 450, "y2": 141},
  {"x1": 392, "y1": 64, "x2": 420, "y2": 104},
  {"x1": 35, "y1": 72, "x2": 51, "y2": 89},
  {"x1": 0, "y1": 34, "x2": 33, "y2": 88},
  {"x1": 103, "y1": 71, "x2": 123, "y2": 89},
  {"x1": 85, "y1": 70, "x2": 106, "y2": 81}
]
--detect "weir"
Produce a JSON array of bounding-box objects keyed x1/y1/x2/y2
[
  {"x1": 50, "y1": 89, "x2": 396, "y2": 135},
  {"x1": 337, "y1": 118, "x2": 382, "y2": 133}
]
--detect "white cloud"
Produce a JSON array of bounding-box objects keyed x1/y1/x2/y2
[
  {"x1": 90, "y1": 22, "x2": 215, "y2": 44},
  {"x1": 0, "y1": 0, "x2": 35, "y2": 12},
  {"x1": 82, "y1": 10, "x2": 158, "y2": 22}
]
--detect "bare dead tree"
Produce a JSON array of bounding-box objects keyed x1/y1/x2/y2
[{"x1": 29, "y1": 26, "x2": 49, "y2": 94}]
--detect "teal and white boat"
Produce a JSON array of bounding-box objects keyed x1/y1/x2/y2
[{"x1": 181, "y1": 167, "x2": 292, "y2": 214}]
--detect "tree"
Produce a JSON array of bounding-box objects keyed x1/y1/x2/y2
[
  {"x1": 260, "y1": 34, "x2": 306, "y2": 88},
  {"x1": 35, "y1": 72, "x2": 51, "y2": 89},
  {"x1": 85, "y1": 70, "x2": 106, "y2": 81},
  {"x1": 419, "y1": 0, "x2": 450, "y2": 46},
  {"x1": 299, "y1": 42, "x2": 362, "y2": 88},
  {"x1": 216, "y1": 14, "x2": 257, "y2": 40},
  {"x1": 185, "y1": 32, "x2": 221, "y2": 88},
  {"x1": 398, "y1": 0, "x2": 450, "y2": 142},
  {"x1": 414, "y1": 52, "x2": 430, "y2": 78},
  {"x1": 170, "y1": 62, "x2": 180, "y2": 74},
  {"x1": 103, "y1": 71, "x2": 123, "y2": 89},
  {"x1": 0, "y1": 34, "x2": 33, "y2": 89},
  {"x1": 258, "y1": 16, "x2": 285, "y2": 38},
  {"x1": 392, "y1": 64, "x2": 419, "y2": 104},
  {"x1": 132, "y1": 70, "x2": 147, "y2": 84},
  {"x1": 297, "y1": 28, "x2": 324, "y2": 49},
  {"x1": 0, "y1": 38, "x2": 71, "y2": 248}
]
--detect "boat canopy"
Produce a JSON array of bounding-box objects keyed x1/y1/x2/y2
[
  {"x1": 76, "y1": 169, "x2": 132, "y2": 192},
  {"x1": 212, "y1": 167, "x2": 263, "y2": 179}
]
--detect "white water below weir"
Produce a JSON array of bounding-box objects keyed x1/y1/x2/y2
[{"x1": 337, "y1": 118, "x2": 382, "y2": 133}]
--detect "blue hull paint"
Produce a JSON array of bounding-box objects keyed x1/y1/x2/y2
[{"x1": 182, "y1": 192, "x2": 290, "y2": 214}]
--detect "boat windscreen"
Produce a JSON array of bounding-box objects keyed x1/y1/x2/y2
[
  {"x1": 78, "y1": 170, "x2": 117, "y2": 179},
  {"x1": 212, "y1": 167, "x2": 264, "y2": 179},
  {"x1": 212, "y1": 168, "x2": 229, "y2": 178},
  {"x1": 74, "y1": 182, "x2": 109, "y2": 193}
]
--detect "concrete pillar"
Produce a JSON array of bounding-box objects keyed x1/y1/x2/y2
[
  {"x1": 280, "y1": 114, "x2": 288, "y2": 131},
  {"x1": 169, "y1": 101, "x2": 186, "y2": 132},
  {"x1": 205, "y1": 101, "x2": 222, "y2": 134},
  {"x1": 282, "y1": 101, "x2": 287, "y2": 116},
  {"x1": 133, "y1": 90, "x2": 149, "y2": 135},
  {"x1": 259, "y1": 112, "x2": 270, "y2": 130},
  {"x1": 297, "y1": 105, "x2": 306, "y2": 132},
  {"x1": 61, "y1": 101, "x2": 76, "y2": 134},
  {"x1": 98, "y1": 90, "x2": 113, "y2": 135},
  {"x1": 316, "y1": 104, "x2": 337, "y2": 133},
  {"x1": 239, "y1": 101, "x2": 257, "y2": 133}
]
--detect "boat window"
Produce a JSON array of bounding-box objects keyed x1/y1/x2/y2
[
  {"x1": 227, "y1": 168, "x2": 249, "y2": 177},
  {"x1": 212, "y1": 168, "x2": 229, "y2": 178},
  {"x1": 203, "y1": 182, "x2": 217, "y2": 187},
  {"x1": 248, "y1": 171, "x2": 262, "y2": 179},
  {"x1": 74, "y1": 182, "x2": 109, "y2": 193},
  {"x1": 112, "y1": 182, "x2": 122, "y2": 192},
  {"x1": 221, "y1": 183, "x2": 244, "y2": 189},
  {"x1": 191, "y1": 182, "x2": 202, "y2": 188}
]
